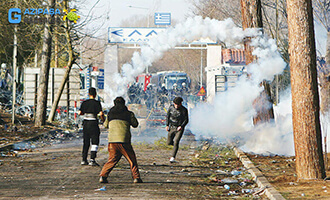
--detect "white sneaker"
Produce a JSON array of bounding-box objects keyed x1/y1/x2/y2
[
  {"x1": 81, "y1": 161, "x2": 88, "y2": 165},
  {"x1": 169, "y1": 157, "x2": 175, "y2": 163}
]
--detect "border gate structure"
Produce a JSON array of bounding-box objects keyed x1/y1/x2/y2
[{"x1": 104, "y1": 27, "x2": 246, "y2": 104}]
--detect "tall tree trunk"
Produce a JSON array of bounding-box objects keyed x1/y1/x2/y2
[
  {"x1": 241, "y1": 0, "x2": 275, "y2": 125},
  {"x1": 241, "y1": 0, "x2": 263, "y2": 65},
  {"x1": 320, "y1": 31, "x2": 330, "y2": 114},
  {"x1": 287, "y1": 0, "x2": 325, "y2": 180},
  {"x1": 35, "y1": 0, "x2": 55, "y2": 127},
  {"x1": 48, "y1": 0, "x2": 76, "y2": 122}
]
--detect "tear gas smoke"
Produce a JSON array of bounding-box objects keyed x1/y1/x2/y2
[
  {"x1": 241, "y1": 91, "x2": 330, "y2": 156},
  {"x1": 106, "y1": 16, "x2": 294, "y2": 155},
  {"x1": 105, "y1": 17, "x2": 261, "y2": 99},
  {"x1": 241, "y1": 89, "x2": 294, "y2": 156}
]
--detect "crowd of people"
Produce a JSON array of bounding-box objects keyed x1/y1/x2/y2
[{"x1": 127, "y1": 82, "x2": 191, "y2": 109}]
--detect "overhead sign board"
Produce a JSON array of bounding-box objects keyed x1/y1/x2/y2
[
  {"x1": 108, "y1": 27, "x2": 167, "y2": 44},
  {"x1": 154, "y1": 13, "x2": 171, "y2": 25}
]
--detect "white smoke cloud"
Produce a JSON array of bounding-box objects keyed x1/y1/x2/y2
[
  {"x1": 241, "y1": 88, "x2": 330, "y2": 156},
  {"x1": 105, "y1": 16, "x2": 294, "y2": 155},
  {"x1": 190, "y1": 79, "x2": 260, "y2": 136},
  {"x1": 248, "y1": 37, "x2": 287, "y2": 83},
  {"x1": 241, "y1": 89, "x2": 294, "y2": 156},
  {"x1": 106, "y1": 16, "x2": 261, "y2": 98}
]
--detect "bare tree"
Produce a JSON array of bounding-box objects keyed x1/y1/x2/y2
[
  {"x1": 287, "y1": 0, "x2": 325, "y2": 180},
  {"x1": 47, "y1": 0, "x2": 76, "y2": 122},
  {"x1": 190, "y1": 0, "x2": 242, "y2": 26},
  {"x1": 35, "y1": 0, "x2": 55, "y2": 127},
  {"x1": 48, "y1": 0, "x2": 107, "y2": 122}
]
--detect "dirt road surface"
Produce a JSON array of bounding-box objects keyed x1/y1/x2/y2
[{"x1": 0, "y1": 130, "x2": 263, "y2": 200}]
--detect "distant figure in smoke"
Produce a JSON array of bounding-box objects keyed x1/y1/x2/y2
[
  {"x1": 128, "y1": 83, "x2": 138, "y2": 104},
  {"x1": 181, "y1": 82, "x2": 189, "y2": 95},
  {"x1": 159, "y1": 83, "x2": 168, "y2": 95},
  {"x1": 157, "y1": 83, "x2": 168, "y2": 108},
  {"x1": 146, "y1": 84, "x2": 156, "y2": 109},
  {"x1": 166, "y1": 97, "x2": 189, "y2": 163},
  {"x1": 99, "y1": 96, "x2": 142, "y2": 184},
  {"x1": 78, "y1": 87, "x2": 105, "y2": 166},
  {"x1": 0, "y1": 64, "x2": 8, "y2": 90},
  {"x1": 180, "y1": 82, "x2": 190, "y2": 103},
  {"x1": 172, "y1": 83, "x2": 180, "y2": 97}
]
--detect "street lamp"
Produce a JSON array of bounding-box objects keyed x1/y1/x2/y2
[{"x1": 128, "y1": 5, "x2": 150, "y2": 27}]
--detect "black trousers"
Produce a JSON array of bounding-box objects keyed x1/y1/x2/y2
[
  {"x1": 167, "y1": 126, "x2": 184, "y2": 158},
  {"x1": 82, "y1": 120, "x2": 100, "y2": 161}
]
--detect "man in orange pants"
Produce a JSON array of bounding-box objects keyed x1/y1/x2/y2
[{"x1": 99, "y1": 96, "x2": 142, "y2": 183}]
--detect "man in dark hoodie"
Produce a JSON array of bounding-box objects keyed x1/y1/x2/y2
[
  {"x1": 99, "y1": 96, "x2": 142, "y2": 184},
  {"x1": 166, "y1": 96, "x2": 189, "y2": 163},
  {"x1": 78, "y1": 87, "x2": 105, "y2": 166}
]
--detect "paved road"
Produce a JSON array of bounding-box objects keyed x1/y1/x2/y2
[{"x1": 0, "y1": 129, "x2": 260, "y2": 199}]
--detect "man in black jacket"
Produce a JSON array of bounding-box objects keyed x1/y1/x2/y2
[
  {"x1": 166, "y1": 97, "x2": 189, "y2": 163},
  {"x1": 78, "y1": 87, "x2": 105, "y2": 166}
]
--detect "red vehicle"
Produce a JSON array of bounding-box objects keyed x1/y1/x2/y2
[{"x1": 136, "y1": 74, "x2": 152, "y2": 91}]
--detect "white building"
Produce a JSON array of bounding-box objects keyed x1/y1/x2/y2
[{"x1": 205, "y1": 45, "x2": 246, "y2": 102}]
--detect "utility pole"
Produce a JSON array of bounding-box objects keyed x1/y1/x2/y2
[
  {"x1": 12, "y1": 22, "x2": 17, "y2": 124},
  {"x1": 200, "y1": 46, "x2": 203, "y2": 101},
  {"x1": 128, "y1": 6, "x2": 150, "y2": 27}
]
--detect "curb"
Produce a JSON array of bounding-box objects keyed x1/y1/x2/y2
[
  {"x1": 0, "y1": 129, "x2": 62, "y2": 151},
  {"x1": 234, "y1": 147, "x2": 286, "y2": 200}
]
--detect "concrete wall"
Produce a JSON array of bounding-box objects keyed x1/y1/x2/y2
[
  {"x1": 24, "y1": 67, "x2": 81, "y2": 108},
  {"x1": 206, "y1": 45, "x2": 222, "y2": 102}
]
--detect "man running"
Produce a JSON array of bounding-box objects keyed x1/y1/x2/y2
[
  {"x1": 166, "y1": 97, "x2": 189, "y2": 163},
  {"x1": 78, "y1": 87, "x2": 105, "y2": 166}
]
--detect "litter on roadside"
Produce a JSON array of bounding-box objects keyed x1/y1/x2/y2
[
  {"x1": 230, "y1": 170, "x2": 242, "y2": 175},
  {"x1": 221, "y1": 178, "x2": 239, "y2": 184},
  {"x1": 95, "y1": 186, "x2": 106, "y2": 191}
]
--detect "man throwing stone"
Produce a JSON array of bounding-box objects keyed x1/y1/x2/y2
[{"x1": 99, "y1": 97, "x2": 142, "y2": 183}]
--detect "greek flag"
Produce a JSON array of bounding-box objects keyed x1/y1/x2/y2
[{"x1": 154, "y1": 13, "x2": 171, "y2": 25}]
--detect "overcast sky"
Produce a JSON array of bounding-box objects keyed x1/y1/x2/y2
[
  {"x1": 109, "y1": 0, "x2": 192, "y2": 26},
  {"x1": 79, "y1": 0, "x2": 327, "y2": 56},
  {"x1": 79, "y1": 0, "x2": 193, "y2": 34}
]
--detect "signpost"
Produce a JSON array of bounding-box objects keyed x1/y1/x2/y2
[
  {"x1": 98, "y1": 69, "x2": 104, "y2": 89},
  {"x1": 197, "y1": 86, "x2": 206, "y2": 96},
  {"x1": 154, "y1": 13, "x2": 171, "y2": 26},
  {"x1": 108, "y1": 27, "x2": 167, "y2": 44}
]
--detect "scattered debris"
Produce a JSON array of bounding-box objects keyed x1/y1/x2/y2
[
  {"x1": 221, "y1": 178, "x2": 239, "y2": 184},
  {"x1": 253, "y1": 186, "x2": 268, "y2": 196},
  {"x1": 230, "y1": 170, "x2": 242, "y2": 176},
  {"x1": 202, "y1": 141, "x2": 210, "y2": 151},
  {"x1": 215, "y1": 169, "x2": 228, "y2": 175},
  {"x1": 95, "y1": 186, "x2": 106, "y2": 191}
]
